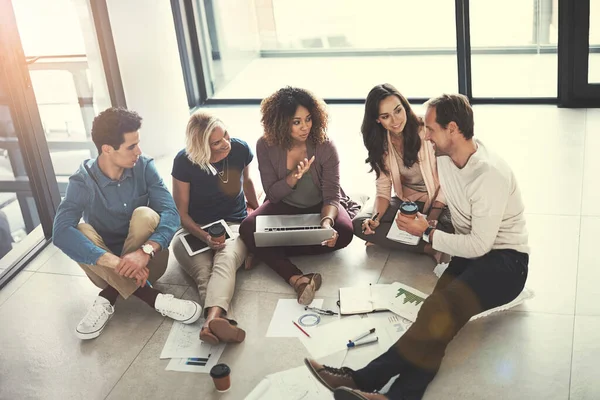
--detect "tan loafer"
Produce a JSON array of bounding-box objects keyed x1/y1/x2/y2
[{"x1": 208, "y1": 318, "x2": 246, "y2": 343}]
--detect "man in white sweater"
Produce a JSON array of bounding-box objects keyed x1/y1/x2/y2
[{"x1": 305, "y1": 94, "x2": 529, "y2": 400}]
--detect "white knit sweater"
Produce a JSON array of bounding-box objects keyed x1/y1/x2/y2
[{"x1": 433, "y1": 139, "x2": 530, "y2": 258}]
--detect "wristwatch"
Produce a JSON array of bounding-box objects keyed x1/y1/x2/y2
[
  {"x1": 141, "y1": 243, "x2": 155, "y2": 259},
  {"x1": 422, "y1": 226, "x2": 434, "y2": 243}
]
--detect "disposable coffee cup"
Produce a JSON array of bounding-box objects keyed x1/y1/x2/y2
[
  {"x1": 399, "y1": 201, "x2": 419, "y2": 217},
  {"x1": 208, "y1": 224, "x2": 226, "y2": 244},
  {"x1": 210, "y1": 363, "x2": 231, "y2": 393}
]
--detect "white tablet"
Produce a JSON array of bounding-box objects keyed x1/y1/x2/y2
[{"x1": 178, "y1": 219, "x2": 235, "y2": 257}]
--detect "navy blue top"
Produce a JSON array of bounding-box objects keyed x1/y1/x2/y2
[
  {"x1": 52, "y1": 155, "x2": 180, "y2": 265},
  {"x1": 171, "y1": 138, "x2": 253, "y2": 225}
]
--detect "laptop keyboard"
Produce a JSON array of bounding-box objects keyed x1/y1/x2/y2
[{"x1": 263, "y1": 225, "x2": 322, "y2": 232}]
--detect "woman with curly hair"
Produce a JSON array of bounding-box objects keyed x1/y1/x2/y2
[
  {"x1": 353, "y1": 83, "x2": 452, "y2": 261},
  {"x1": 239, "y1": 87, "x2": 355, "y2": 305}
]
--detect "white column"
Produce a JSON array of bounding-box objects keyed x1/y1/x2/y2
[{"x1": 105, "y1": 0, "x2": 189, "y2": 159}]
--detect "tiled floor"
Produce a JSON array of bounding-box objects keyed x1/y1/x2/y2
[{"x1": 1, "y1": 105, "x2": 598, "y2": 400}]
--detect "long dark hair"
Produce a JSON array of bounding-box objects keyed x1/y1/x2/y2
[{"x1": 361, "y1": 84, "x2": 422, "y2": 179}]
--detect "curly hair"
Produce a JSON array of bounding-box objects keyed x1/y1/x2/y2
[
  {"x1": 361, "y1": 84, "x2": 422, "y2": 179},
  {"x1": 91, "y1": 107, "x2": 142, "y2": 154},
  {"x1": 260, "y1": 86, "x2": 328, "y2": 150}
]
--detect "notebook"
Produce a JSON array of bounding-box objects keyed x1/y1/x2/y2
[
  {"x1": 338, "y1": 284, "x2": 395, "y2": 315},
  {"x1": 385, "y1": 211, "x2": 425, "y2": 245}
]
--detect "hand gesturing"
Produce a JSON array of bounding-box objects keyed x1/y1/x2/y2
[{"x1": 293, "y1": 156, "x2": 315, "y2": 180}]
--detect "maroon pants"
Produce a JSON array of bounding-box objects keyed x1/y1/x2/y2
[{"x1": 239, "y1": 200, "x2": 354, "y2": 282}]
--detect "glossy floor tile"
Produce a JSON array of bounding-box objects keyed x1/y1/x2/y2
[
  {"x1": 511, "y1": 214, "x2": 580, "y2": 315},
  {"x1": 0, "y1": 273, "x2": 185, "y2": 400},
  {"x1": 1, "y1": 105, "x2": 599, "y2": 400},
  {"x1": 575, "y1": 217, "x2": 600, "y2": 316},
  {"x1": 570, "y1": 316, "x2": 600, "y2": 400},
  {"x1": 426, "y1": 312, "x2": 574, "y2": 400},
  {"x1": 581, "y1": 109, "x2": 600, "y2": 217}
]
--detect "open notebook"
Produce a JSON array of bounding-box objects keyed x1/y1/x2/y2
[
  {"x1": 339, "y1": 283, "x2": 427, "y2": 322},
  {"x1": 339, "y1": 284, "x2": 396, "y2": 315}
]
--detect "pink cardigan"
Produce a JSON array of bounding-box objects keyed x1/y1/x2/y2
[{"x1": 375, "y1": 127, "x2": 445, "y2": 212}]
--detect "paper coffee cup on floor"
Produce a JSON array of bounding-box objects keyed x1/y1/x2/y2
[{"x1": 210, "y1": 363, "x2": 231, "y2": 393}]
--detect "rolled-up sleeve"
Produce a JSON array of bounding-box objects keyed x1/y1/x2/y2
[
  {"x1": 257, "y1": 138, "x2": 293, "y2": 203},
  {"x1": 145, "y1": 160, "x2": 180, "y2": 249},
  {"x1": 52, "y1": 176, "x2": 107, "y2": 265}
]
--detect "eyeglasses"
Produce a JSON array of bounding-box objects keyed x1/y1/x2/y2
[{"x1": 304, "y1": 305, "x2": 338, "y2": 316}]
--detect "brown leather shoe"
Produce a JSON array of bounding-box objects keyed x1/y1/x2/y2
[
  {"x1": 292, "y1": 273, "x2": 322, "y2": 305},
  {"x1": 208, "y1": 318, "x2": 246, "y2": 343},
  {"x1": 304, "y1": 358, "x2": 358, "y2": 391},
  {"x1": 334, "y1": 387, "x2": 388, "y2": 400},
  {"x1": 199, "y1": 325, "x2": 219, "y2": 345}
]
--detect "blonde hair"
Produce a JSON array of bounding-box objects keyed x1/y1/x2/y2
[{"x1": 185, "y1": 111, "x2": 225, "y2": 174}]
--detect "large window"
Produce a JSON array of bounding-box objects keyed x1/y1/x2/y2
[
  {"x1": 196, "y1": 0, "x2": 457, "y2": 99},
  {"x1": 589, "y1": 0, "x2": 600, "y2": 83},
  {"x1": 12, "y1": 0, "x2": 112, "y2": 178},
  {"x1": 470, "y1": 0, "x2": 558, "y2": 97},
  {"x1": 178, "y1": 0, "x2": 573, "y2": 102},
  {"x1": 0, "y1": 0, "x2": 115, "y2": 286}
]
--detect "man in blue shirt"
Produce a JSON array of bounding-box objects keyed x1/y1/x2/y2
[{"x1": 53, "y1": 107, "x2": 201, "y2": 340}]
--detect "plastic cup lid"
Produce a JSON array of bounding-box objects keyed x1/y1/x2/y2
[
  {"x1": 400, "y1": 202, "x2": 418, "y2": 214},
  {"x1": 208, "y1": 223, "x2": 226, "y2": 237},
  {"x1": 210, "y1": 363, "x2": 230, "y2": 378}
]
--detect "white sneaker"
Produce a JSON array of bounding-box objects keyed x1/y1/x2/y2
[
  {"x1": 76, "y1": 296, "x2": 115, "y2": 340},
  {"x1": 154, "y1": 293, "x2": 201, "y2": 324}
]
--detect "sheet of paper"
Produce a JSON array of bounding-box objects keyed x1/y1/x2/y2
[
  {"x1": 299, "y1": 315, "x2": 372, "y2": 359},
  {"x1": 161, "y1": 320, "x2": 214, "y2": 359},
  {"x1": 366, "y1": 312, "x2": 411, "y2": 348},
  {"x1": 266, "y1": 298, "x2": 324, "y2": 338},
  {"x1": 165, "y1": 343, "x2": 226, "y2": 373},
  {"x1": 386, "y1": 211, "x2": 421, "y2": 245},
  {"x1": 245, "y1": 366, "x2": 330, "y2": 400},
  {"x1": 386, "y1": 282, "x2": 428, "y2": 322}
]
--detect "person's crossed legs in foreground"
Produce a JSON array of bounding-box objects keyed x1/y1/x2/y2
[{"x1": 306, "y1": 250, "x2": 528, "y2": 399}]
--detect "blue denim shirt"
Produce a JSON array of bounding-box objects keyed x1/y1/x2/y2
[{"x1": 52, "y1": 155, "x2": 180, "y2": 265}]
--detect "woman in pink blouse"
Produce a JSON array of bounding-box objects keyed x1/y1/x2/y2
[{"x1": 353, "y1": 83, "x2": 452, "y2": 261}]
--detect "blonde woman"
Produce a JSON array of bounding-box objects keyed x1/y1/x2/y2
[{"x1": 171, "y1": 111, "x2": 259, "y2": 345}]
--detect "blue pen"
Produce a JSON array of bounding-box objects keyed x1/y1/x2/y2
[
  {"x1": 347, "y1": 336, "x2": 379, "y2": 348},
  {"x1": 146, "y1": 280, "x2": 153, "y2": 288},
  {"x1": 348, "y1": 328, "x2": 376, "y2": 343}
]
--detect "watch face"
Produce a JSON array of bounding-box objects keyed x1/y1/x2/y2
[{"x1": 142, "y1": 244, "x2": 152, "y2": 254}]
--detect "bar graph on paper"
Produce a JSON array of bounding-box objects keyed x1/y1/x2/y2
[{"x1": 387, "y1": 283, "x2": 429, "y2": 323}]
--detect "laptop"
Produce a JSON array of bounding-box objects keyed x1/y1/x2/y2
[{"x1": 254, "y1": 214, "x2": 333, "y2": 247}]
